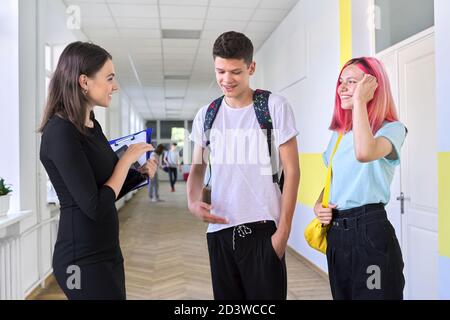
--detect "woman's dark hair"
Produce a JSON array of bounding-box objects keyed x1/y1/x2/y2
[
  {"x1": 39, "y1": 41, "x2": 112, "y2": 135},
  {"x1": 213, "y1": 31, "x2": 254, "y2": 65},
  {"x1": 155, "y1": 144, "x2": 166, "y2": 156}
]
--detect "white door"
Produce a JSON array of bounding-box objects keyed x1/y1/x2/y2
[
  {"x1": 378, "y1": 31, "x2": 438, "y2": 300},
  {"x1": 398, "y1": 34, "x2": 438, "y2": 300},
  {"x1": 378, "y1": 52, "x2": 402, "y2": 244}
]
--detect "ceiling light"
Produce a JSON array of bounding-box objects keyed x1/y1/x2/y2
[
  {"x1": 162, "y1": 29, "x2": 201, "y2": 39},
  {"x1": 165, "y1": 97, "x2": 184, "y2": 100},
  {"x1": 164, "y1": 75, "x2": 191, "y2": 80}
]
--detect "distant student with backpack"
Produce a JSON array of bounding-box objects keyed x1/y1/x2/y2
[
  {"x1": 148, "y1": 144, "x2": 166, "y2": 202},
  {"x1": 165, "y1": 142, "x2": 181, "y2": 192},
  {"x1": 187, "y1": 31, "x2": 300, "y2": 300}
]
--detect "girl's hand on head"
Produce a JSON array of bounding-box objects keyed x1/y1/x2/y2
[{"x1": 353, "y1": 74, "x2": 378, "y2": 105}]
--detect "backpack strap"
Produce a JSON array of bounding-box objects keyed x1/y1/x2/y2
[
  {"x1": 203, "y1": 90, "x2": 283, "y2": 190},
  {"x1": 252, "y1": 89, "x2": 281, "y2": 186},
  {"x1": 204, "y1": 96, "x2": 224, "y2": 148}
]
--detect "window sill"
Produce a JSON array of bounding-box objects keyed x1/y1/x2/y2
[{"x1": 0, "y1": 210, "x2": 32, "y2": 238}]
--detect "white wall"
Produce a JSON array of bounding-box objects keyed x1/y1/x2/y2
[
  {"x1": 107, "y1": 93, "x2": 122, "y2": 140},
  {"x1": 19, "y1": 0, "x2": 82, "y2": 297},
  {"x1": 253, "y1": 0, "x2": 340, "y2": 154},
  {"x1": 121, "y1": 95, "x2": 131, "y2": 137},
  {"x1": 0, "y1": 0, "x2": 20, "y2": 212},
  {"x1": 0, "y1": 0, "x2": 145, "y2": 298},
  {"x1": 18, "y1": 0, "x2": 42, "y2": 296},
  {"x1": 435, "y1": 0, "x2": 450, "y2": 152},
  {"x1": 435, "y1": 0, "x2": 450, "y2": 300},
  {"x1": 352, "y1": 0, "x2": 374, "y2": 57},
  {"x1": 113, "y1": 91, "x2": 147, "y2": 209},
  {"x1": 253, "y1": 0, "x2": 340, "y2": 272}
]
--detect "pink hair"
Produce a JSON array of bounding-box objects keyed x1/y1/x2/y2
[{"x1": 329, "y1": 57, "x2": 399, "y2": 134}]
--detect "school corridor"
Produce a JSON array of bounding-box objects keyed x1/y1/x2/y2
[
  {"x1": 1, "y1": 0, "x2": 450, "y2": 301},
  {"x1": 28, "y1": 182, "x2": 331, "y2": 300}
]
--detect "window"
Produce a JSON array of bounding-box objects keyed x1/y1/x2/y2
[
  {"x1": 375, "y1": 0, "x2": 434, "y2": 52},
  {"x1": 44, "y1": 44, "x2": 58, "y2": 204},
  {"x1": 44, "y1": 44, "x2": 52, "y2": 102},
  {"x1": 171, "y1": 127, "x2": 185, "y2": 148},
  {"x1": 160, "y1": 121, "x2": 184, "y2": 139},
  {"x1": 45, "y1": 45, "x2": 52, "y2": 72}
]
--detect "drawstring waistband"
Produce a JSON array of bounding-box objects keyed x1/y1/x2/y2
[{"x1": 232, "y1": 225, "x2": 252, "y2": 251}]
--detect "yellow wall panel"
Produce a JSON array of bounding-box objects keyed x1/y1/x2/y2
[
  {"x1": 340, "y1": 0, "x2": 352, "y2": 67},
  {"x1": 297, "y1": 1, "x2": 352, "y2": 207},
  {"x1": 297, "y1": 153, "x2": 327, "y2": 208},
  {"x1": 439, "y1": 152, "x2": 450, "y2": 257}
]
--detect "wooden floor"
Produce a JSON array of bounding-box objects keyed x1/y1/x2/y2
[{"x1": 31, "y1": 182, "x2": 331, "y2": 300}]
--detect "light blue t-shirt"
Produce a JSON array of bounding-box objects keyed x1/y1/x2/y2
[{"x1": 322, "y1": 121, "x2": 407, "y2": 210}]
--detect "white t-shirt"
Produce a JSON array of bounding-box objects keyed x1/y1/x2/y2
[
  {"x1": 166, "y1": 149, "x2": 180, "y2": 167},
  {"x1": 190, "y1": 93, "x2": 299, "y2": 233}
]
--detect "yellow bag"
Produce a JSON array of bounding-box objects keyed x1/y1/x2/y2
[
  {"x1": 304, "y1": 134, "x2": 343, "y2": 254},
  {"x1": 304, "y1": 218, "x2": 330, "y2": 254}
]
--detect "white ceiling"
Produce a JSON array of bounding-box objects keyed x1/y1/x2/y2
[{"x1": 63, "y1": 0, "x2": 299, "y2": 120}]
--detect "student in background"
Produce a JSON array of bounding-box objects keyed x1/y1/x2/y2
[
  {"x1": 165, "y1": 142, "x2": 181, "y2": 192},
  {"x1": 315, "y1": 57, "x2": 406, "y2": 300},
  {"x1": 148, "y1": 144, "x2": 166, "y2": 202},
  {"x1": 39, "y1": 42, "x2": 157, "y2": 300}
]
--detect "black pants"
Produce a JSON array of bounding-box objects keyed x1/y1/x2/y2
[
  {"x1": 168, "y1": 167, "x2": 177, "y2": 189},
  {"x1": 206, "y1": 221, "x2": 287, "y2": 300},
  {"x1": 326, "y1": 203, "x2": 405, "y2": 300}
]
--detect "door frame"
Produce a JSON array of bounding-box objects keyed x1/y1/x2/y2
[{"x1": 376, "y1": 27, "x2": 437, "y2": 299}]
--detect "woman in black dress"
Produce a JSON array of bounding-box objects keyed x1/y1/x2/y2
[{"x1": 39, "y1": 42, "x2": 157, "y2": 300}]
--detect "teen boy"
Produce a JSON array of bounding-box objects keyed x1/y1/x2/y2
[{"x1": 187, "y1": 31, "x2": 300, "y2": 300}]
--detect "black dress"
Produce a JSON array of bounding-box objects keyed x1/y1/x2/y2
[{"x1": 40, "y1": 115, "x2": 145, "y2": 300}]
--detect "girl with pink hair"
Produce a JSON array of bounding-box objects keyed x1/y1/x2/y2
[{"x1": 314, "y1": 57, "x2": 407, "y2": 299}]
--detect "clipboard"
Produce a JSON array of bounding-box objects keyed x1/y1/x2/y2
[{"x1": 109, "y1": 128, "x2": 153, "y2": 191}]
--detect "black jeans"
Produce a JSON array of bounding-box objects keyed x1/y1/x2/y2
[
  {"x1": 326, "y1": 203, "x2": 405, "y2": 300},
  {"x1": 206, "y1": 221, "x2": 287, "y2": 300},
  {"x1": 168, "y1": 167, "x2": 177, "y2": 189}
]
